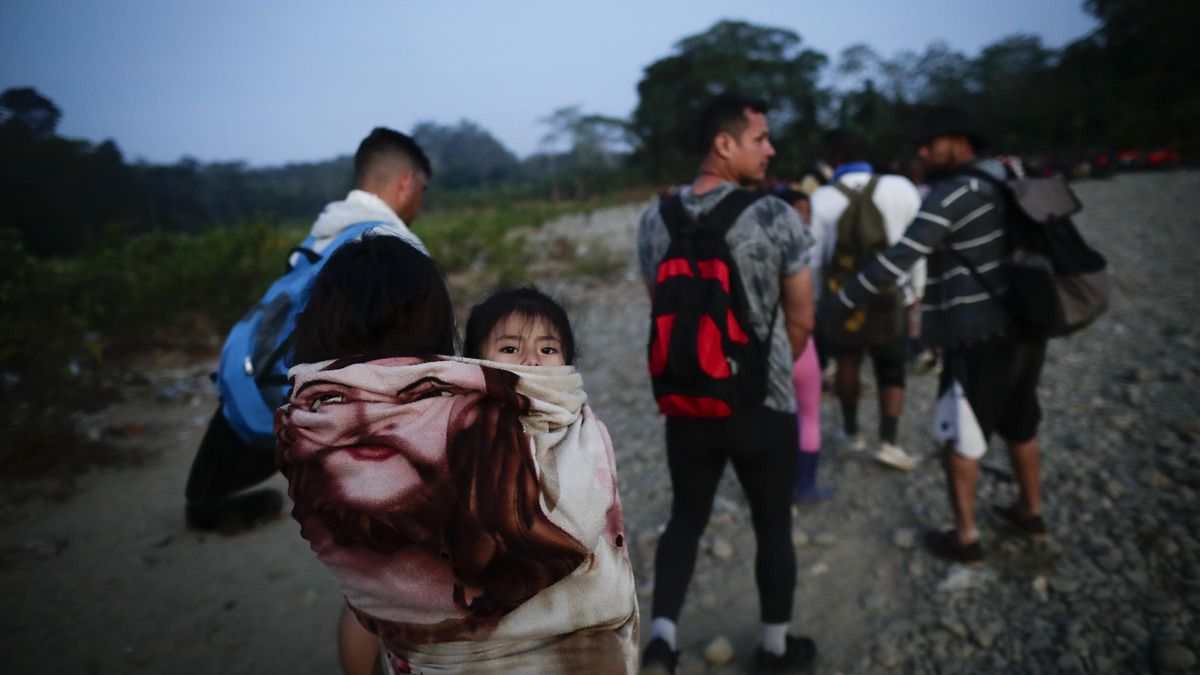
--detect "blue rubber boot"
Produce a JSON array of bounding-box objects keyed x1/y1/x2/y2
[{"x1": 794, "y1": 451, "x2": 834, "y2": 503}]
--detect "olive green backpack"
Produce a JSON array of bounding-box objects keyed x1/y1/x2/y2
[{"x1": 818, "y1": 176, "x2": 905, "y2": 346}]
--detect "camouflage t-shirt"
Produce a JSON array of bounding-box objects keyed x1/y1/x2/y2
[{"x1": 637, "y1": 182, "x2": 813, "y2": 413}]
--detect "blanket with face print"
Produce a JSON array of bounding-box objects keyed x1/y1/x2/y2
[{"x1": 276, "y1": 356, "x2": 637, "y2": 673}]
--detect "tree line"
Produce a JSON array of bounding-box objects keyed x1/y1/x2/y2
[{"x1": 1, "y1": 0, "x2": 1192, "y2": 257}]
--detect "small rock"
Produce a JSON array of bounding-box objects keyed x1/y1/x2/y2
[
  {"x1": 1026, "y1": 633, "x2": 1054, "y2": 652},
  {"x1": 1146, "y1": 591, "x2": 1178, "y2": 615},
  {"x1": 1156, "y1": 621, "x2": 1185, "y2": 643},
  {"x1": 710, "y1": 539, "x2": 734, "y2": 560},
  {"x1": 713, "y1": 495, "x2": 739, "y2": 515},
  {"x1": 874, "y1": 643, "x2": 901, "y2": 668},
  {"x1": 1158, "y1": 538, "x2": 1181, "y2": 556},
  {"x1": 939, "y1": 615, "x2": 968, "y2": 640},
  {"x1": 703, "y1": 636, "x2": 735, "y2": 666},
  {"x1": 809, "y1": 561, "x2": 829, "y2": 576},
  {"x1": 813, "y1": 532, "x2": 837, "y2": 547},
  {"x1": 907, "y1": 559, "x2": 924, "y2": 578},
  {"x1": 860, "y1": 590, "x2": 887, "y2": 611},
  {"x1": 1032, "y1": 575, "x2": 1049, "y2": 602},
  {"x1": 971, "y1": 624, "x2": 1000, "y2": 649},
  {"x1": 1050, "y1": 576, "x2": 1080, "y2": 594},
  {"x1": 1118, "y1": 619, "x2": 1148, "y2": 642},
  {"x1": 1154, "y1": 643, "x2": 1197, "y2": 672},
  {"x1": 892, "y1": 528, "x2": 916, "y2": 550},
  {"x1": 938, "y1": 565, "x2": 992, "y2": 593},
  {"x1": 1066, "y1": 635, "x2": 1089, "y2": 652},
  {"x1": 1056, "y1": 653, "x2": 1083, "y2": 671},
  {"x1": 792, "y1": 530, "x2": 810, "y2": 548}
]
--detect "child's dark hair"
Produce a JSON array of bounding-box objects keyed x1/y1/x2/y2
[
  {"x1": 464, "y1": 287, "x2": 577, "y2": 365},
  {"x1": 292, "y1": 235, "x2": 458, "y2": 364}
]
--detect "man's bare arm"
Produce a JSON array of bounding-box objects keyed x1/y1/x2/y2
[{"x1": 780, "y1": 267, "x2": 815, "y2": 360}]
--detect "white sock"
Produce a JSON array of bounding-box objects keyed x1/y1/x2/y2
[
  {"x1": 761, "y1": 622, "x2": 789, "y2": 656},
  {"x1": 650, "y1": 617, "x2": 677, "y2": 651}
]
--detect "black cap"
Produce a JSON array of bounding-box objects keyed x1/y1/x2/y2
[{"x1": 914, "y1": 104, "x2": 985, "y2": 150}]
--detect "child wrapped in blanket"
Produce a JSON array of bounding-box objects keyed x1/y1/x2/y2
[{"x1": 276, "y1": 236, "x2": 638, "y2": 673}]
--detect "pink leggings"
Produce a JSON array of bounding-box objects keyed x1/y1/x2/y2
[{"x1": 792, "y1": 336, "x2": 821, "y2": 453}]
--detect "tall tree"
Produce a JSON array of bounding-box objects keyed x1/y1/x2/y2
[
  {"x1": 0, "y1": 87, "x2": 61, "y2": 139},
  {"x1": 1060, "y1": 0, "x2": 1200, "y2": 153},
  {"x1": 411, "y1": 120, "x2": 519, "y2": 192},
  {"x1": 630, "y1": 20, "x2": 827, "y2": 180}
]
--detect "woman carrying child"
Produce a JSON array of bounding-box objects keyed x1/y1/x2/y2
[{"x1": 276, "y1": 235, "x2": 638, "y2": 673}]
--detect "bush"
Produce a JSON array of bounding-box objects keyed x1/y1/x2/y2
[{"x1": 0, "y1": 224, "x2": 297, "y2": 405}]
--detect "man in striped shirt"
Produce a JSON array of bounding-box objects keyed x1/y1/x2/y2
[{"x1": 826, "y1": 105, "x2": 1049, "y2": 565}]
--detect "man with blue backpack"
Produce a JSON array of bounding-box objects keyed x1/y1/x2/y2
[{"x1": 184, "y1": 127, "x2": 433, "y2": 533}]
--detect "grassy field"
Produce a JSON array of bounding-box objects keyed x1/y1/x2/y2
[{"x1": 0, "y1": 193, "x2": 639, "y2": 477}]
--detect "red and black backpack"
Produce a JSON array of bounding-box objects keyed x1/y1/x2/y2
[{"x1": 648, "y1": 188, "x2": 777, "y2": 417}]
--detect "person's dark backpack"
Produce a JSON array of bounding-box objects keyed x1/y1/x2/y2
[
  {"x1": 950, "y1": 168, "x2": 1108, "y2": 338},
  {"x1": 648, "y1": 189, "x2": 774, "y2": 418},
  {"x1": 818, "y1": 176, "x2": 905, "y2": 346},
  {"x1": 216, "y1": 221, "x2": 387, "y2": 449}
]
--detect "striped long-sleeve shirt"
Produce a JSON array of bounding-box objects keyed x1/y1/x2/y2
[{"x1": 835, "y1": 159, "x2": 1011, "y2": 347}]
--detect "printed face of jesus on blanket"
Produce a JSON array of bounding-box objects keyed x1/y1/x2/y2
[{"x1": 277, "y1": 357, "x2": 590, "y2": 642}]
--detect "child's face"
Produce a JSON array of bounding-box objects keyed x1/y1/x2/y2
[{"x1": 483, "y1": 314, "x2": 565, "y2": 366}]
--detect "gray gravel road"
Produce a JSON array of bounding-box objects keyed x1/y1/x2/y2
[{"x1": 1, "y1": 171, "x2": 1196, "y2": 674}]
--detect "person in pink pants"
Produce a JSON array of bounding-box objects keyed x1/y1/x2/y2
[{"x1": 792, "y1": 335, "x2": 832, "y2": 501}]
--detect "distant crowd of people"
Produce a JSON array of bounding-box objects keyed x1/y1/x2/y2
[{"x1": 185, "y1": 91, "x2": 1054, "y2": 674}]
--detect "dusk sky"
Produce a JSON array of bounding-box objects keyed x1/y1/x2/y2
[{"x1": 1, "y1": 0, "x2": 1099, "y2": 166}]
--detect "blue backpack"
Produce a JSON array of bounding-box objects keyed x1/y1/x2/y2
[{"x1": 217, "y1": 221, "x2": 387, "y2": 448}]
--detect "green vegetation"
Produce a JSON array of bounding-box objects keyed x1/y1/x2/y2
[
  {"x1": 1, "y1": 0, "x2": 1192, "y2": 476},
  {"x1": 0, "y1": 197, "x2": 611, "y2": 400},
  {"x1": 0, "y1": 196, "x2": 622, "y2": 477}
]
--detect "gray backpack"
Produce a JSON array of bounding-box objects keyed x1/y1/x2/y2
[{"x1": 950, "y1": 169, "x2": 1109, "y2": 338}]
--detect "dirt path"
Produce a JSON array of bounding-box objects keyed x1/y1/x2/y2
[{"x1": 2, "y1": 171, "x2": 1198, "y2": 674}]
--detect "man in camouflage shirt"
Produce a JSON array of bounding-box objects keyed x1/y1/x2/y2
[{"x1": 636, "y1": 92, "x2": 817, "y2": 674}]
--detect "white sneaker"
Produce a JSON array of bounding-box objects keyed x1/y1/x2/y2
[
  {"x1": 875, "y1": 442, "x2": 918, "y2": 471},
  {"x1": 834, "y1": 429, "x2": 866, "y2": 452}
]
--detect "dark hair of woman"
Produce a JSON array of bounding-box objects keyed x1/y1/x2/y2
[
  {"x1": 291, "y1": 235, "x2": 458, "y2": 364},
  {"x1": 463, "y1": 286, "x2": 577, "y2": 365}
]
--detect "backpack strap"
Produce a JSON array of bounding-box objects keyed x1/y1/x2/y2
[
  {"x1": 657, "y1": 187, "x2": 780, "y2": 337},
  {"x1": 658, "y1": 188, "x2": 763, "y2": 237},
  {"x1": 259, "y1": 220, "x2": 393, "y2": 384},
  {"x1": 942, "y1": 169, "x2": 1013, "y2": 318},
  {"x1": 949, "y1": 166, "x2": 1010, "y2": 206},
  {"x1": 287, "y1": 220, "x2": 390, "y2": 272},
  {"x1": 831, "y1": 173, "x2": 880, "y2": 196}
]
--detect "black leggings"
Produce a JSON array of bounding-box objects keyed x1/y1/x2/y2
[{"x1": 651, "y1": 407, "x2": 798, "y2": 623}]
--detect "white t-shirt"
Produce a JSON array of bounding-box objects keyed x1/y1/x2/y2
[{"x1": 809, "y1": 171, "x2": 925, "y2": 304}]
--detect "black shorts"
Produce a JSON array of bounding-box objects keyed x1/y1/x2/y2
[
  {"x1": 935, "y1": 334, "x2": 1047, "y2": 456},
  {"x1": 826, "y1": 336, "x2": 907, "y2": 389}
]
